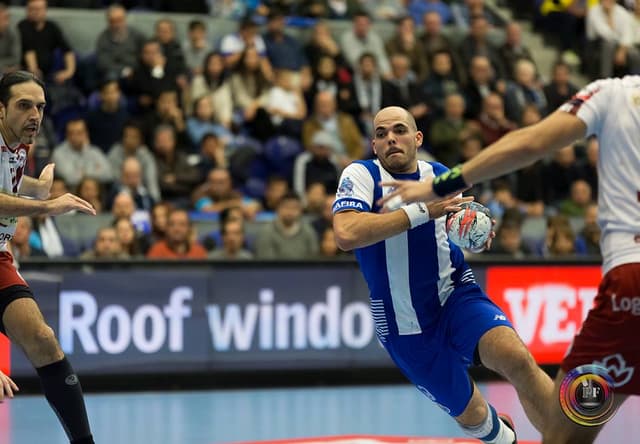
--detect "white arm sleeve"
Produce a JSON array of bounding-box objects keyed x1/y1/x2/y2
[{"x1": 333, "y1": 163, "x2": 375, "y2": 214}]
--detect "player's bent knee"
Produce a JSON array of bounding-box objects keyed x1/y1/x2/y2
[{"x1": 23, "y1": 324, "x2": 63, "y2": 360}]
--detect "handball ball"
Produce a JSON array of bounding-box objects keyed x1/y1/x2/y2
[{"x1": 446, "y1": 202, "x2": 492, "y2": 252}]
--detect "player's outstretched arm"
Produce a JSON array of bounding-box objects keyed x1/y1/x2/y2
[
  {"x1": 0, "y1": 370, "x2": 18, "y2": 402},
  {"x1": 378, "y1": 111, "x2": 586, "y2": 206},
  {"x1": 18, "y1": 163, "x2": 55, "y2": 200},
  {"x1": 334, "y1": 196, "x2": 471, "y2": 251},
  {"x1": 0, "y1": 193, "x2": 95, "y2": 217}
]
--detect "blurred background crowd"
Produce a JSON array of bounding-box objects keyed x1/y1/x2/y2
[{"x1": 2, "y1": 0, "x2": 639, "y2": 262}]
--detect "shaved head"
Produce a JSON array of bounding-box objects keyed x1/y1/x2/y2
[{"x1": 374, "y1": 106, "x2": 417, "y2": 131}]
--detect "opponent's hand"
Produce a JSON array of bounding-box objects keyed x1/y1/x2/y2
[
  {"x1": 36, "y1": 163, "x2": 55, "y2": 200},
  {"x1": 377, "y1": 178, "x2": 438, "y2": 209},
  {"x1": 0, "y1": 370, "x2": 18, "y2": 402},
  {"x1": 46, "y1": 193, "x2": 96, "y2": 216},
  {"x1": 427, "y1": 196, "x2": 475, "y2": 219}
]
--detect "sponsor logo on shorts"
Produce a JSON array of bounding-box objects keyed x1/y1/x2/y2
[
  {"x1": 611, "y1": 293, "x2": 640, "y2": 316},
  {"x1": 593, "y1": 353, "x2": 635, "y2": 388}
]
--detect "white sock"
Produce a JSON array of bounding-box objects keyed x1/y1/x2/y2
[{"x1": 459, "y1": 402, "x2": 515, "y2": 444}]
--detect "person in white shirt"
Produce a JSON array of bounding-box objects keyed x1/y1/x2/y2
[
  {"x1": 380, "y1": 75, "x2": 640, "y2": 444},
  {"x1": 587, "y1": 0, "x2": 640, "y2": 77},
  {"x1": 339, "y1": 10, "x2": 391, "y2": 78}
]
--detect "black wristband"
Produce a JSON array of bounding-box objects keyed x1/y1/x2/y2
[{"x1": 432, "y1": 165, "x2": 468, "y2": 197}]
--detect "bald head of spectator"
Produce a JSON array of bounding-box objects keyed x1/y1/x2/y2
[
  {"x1": 106, "y1": 4, "x2": 127, "y2": 36},
  {"x1": 121, "y1": 157, "x2": 143, "y2": 190},
  {"x1": 514, "y1": 59, "x2": 536, "y2": 87},
  {"x1": 314, "y1": 91, "x2": 337, "y2": 120},
  {"x1": 112, "y1": 192, "x2": 135, "y2": 219}
]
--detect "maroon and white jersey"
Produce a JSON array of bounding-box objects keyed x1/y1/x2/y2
[
  {"x1": 560, "y1": 76, "x2": 640, "y2": 274},
  {"x1": 0, "y1": 133, "x2": 29, "y2": 250}
]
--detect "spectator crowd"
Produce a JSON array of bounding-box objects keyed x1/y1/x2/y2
[{"x1": 0, "y1": 0, "x2": 628, "y2": 261}]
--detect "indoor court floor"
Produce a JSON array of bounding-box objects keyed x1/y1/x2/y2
[{"x1": 0, "y1": 382, "x2": 637, "y2": 444}]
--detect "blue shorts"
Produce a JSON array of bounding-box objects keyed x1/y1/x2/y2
[{"x1": 381, "y1": 284, "x2": 513, "y2": 417}]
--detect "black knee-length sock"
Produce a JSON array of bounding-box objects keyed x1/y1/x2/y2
[{"x1": 36, "y1": 357, "x2": 94, "y2": 444}]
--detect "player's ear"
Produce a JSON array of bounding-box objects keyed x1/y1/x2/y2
[
  {"x1": 415, "y1": 130, "x2": 423, "y2": 147},
  {"x1": 371, "y1": 139, "x2": 377, "y2": 156}
]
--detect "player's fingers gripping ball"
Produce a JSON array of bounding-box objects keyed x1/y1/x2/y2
[{"x1": 446, "y1": 201, "x2": 492, "y2": 252}]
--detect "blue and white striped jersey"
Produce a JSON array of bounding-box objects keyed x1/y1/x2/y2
[{"x1": 333, "y1": 159, "x2": 476, "y2": 339}]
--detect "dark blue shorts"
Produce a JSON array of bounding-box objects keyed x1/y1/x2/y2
[{"x1": 382, "y1": 284, "x2": 513, "y2": 417}]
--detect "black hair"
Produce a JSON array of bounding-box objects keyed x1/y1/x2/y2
[{"x1": 0, "y1": 70, "x2": 45, "y2": 107}]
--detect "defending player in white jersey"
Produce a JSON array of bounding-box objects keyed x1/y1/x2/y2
[
  {"x1": 333, "y1": 106, "x2": 555, "y2": 444},
  {"x1": 0, "y1": 71, "x2": 96, "y2": 444},
  {"x1": 379, "y1": 76, "x2": 640, "y2": 443}
]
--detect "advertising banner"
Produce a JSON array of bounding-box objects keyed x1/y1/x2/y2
[
  {"x1": 4, "y1": 262, "x2": 604, "y2": 377},
  {"x1": 486, "y1": 266, "x2": 602, "y2": 364}
]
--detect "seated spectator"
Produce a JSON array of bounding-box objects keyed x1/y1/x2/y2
[
  {"x1": 142, "y1": 89, "x2": 188, "y2": 149},
  {"x1": 220, "y1": 14, "x2": 271, "y2": 76},
  {"x1": 293, "y1": 130, "x2": 341, "y2": 202},
  {"x1": 76, "y1": 177, "x2": 105, "y2": 215},
  {"x1": 189, "y1": 51, "x2": 232, "y2": 128},
  {"x1": 503, "y1": 59, "x2": 547, "y2": 124},
  {"x1": 545, "y1": 219, "x2": 578, "y2": 257},
  {"x1": 113, "y1": 216, "x2": 144, "y2": 258},
  {"x1": 302, "y1": 90, "x2": 364, "y2": 167},
  {"x1": 186, "y1": 95, "x2": 231, "y2": 150},
  {"x1": 305, "y1": 182, "x2": 328, "y2": 216},
  {"x1": 543, "y1": 61, "x2": 579, "y2": 114},
  {"x1": 19, "y1": 0, "x2": 75, "y2": 86},
  {"x1": 339, "y1": 11, "x2": 391, "y2": 78},
  {"x1": 306, "y1": 54, "x2": 358, "y2": 117},
  {"x1": 209, "y1": 218, "x2": 253, "y2": 260},
  {"x1": 422, "y1": 50, "x2": 462, "y2": 120},
  {"x1": 108, "y1": 121, "x2": 161, "y2": 203},
  {"x1": 80, "y1": 227, "x2": 128, "y2": 259},
  {"x1": 253, "y1": 68, "x2": 307, "y2": 140},
  {"x1": 0, "y1": 4, "x2": 22, "y2": 73},
  {"x1": 579, "y1": 202, "x2": 600, "y2": 255},
  {"x1": 31, "y1": 215, "x2": 79, "y2": 257},
  {"x1": 473, "y1": 93, "x2": 517, "y2": 146},
  {"x1": 86, "y1": 79, "x2": 130, "y2": 153},
  {"x1": 458, "y1": 15, "x2": 505, "y2": 79},
  {"x1": 261, "y1": 175, "x2": 289, "y2": 215},
  {"x1": 147, "y1": 209, "x2": 208, "y2": 259},
  {"x1": 139, "y1": 201, "x2": 171, "y2": 254},
  {"x1": 111, "y1": 157, "x2": 155, "y2": 212},
  {"x1": 312, "y1": 194, "x2": 336, "y2": 239},
  {"x1": 384, "y1": 15, "x2": 429, "y2": 81},
  {"x1": 499, "y1": 22, "x2": 537, "y2": 81},
  {"x1": 586, "y1": 0, "x2": 640, "y2": 78},
  {"x1": 153, "y1": 18, "x2": 187, "y2": 81},
  {"x1": 420, "y1": 11, "x2": 466, "y2": 84},
  {"x1": 10, "y1": 217, "x2": 46, "y2": 261},
  {"x1": 95, "y1": 4, "x2": 145, "y2": 81},
  {"x1": 452, "y1": 0, "x2": 499, "y2": 31},
  {"x1": 382, "y1": 53, "x2": 430, "y2": 128},
  {"x1": 182, "y1": 19, "x2": 211, "y2": 77},
  {"x1": 304, "y1": 20, "x2": 349, "y2": 72},
  {"x1": 111, "y1": 191, "x2": 151, "y2": 234},
  {"x1": 463, "y1": 55, "x2": 502, "y2": 120},
  {"x1": 352, "y1": 53, "x2": 385, "y2": 137},
  {"x1": 229, "y1": 46, "x2": 272, "y2": 129},
  {"x1": 360, "y1": 0, "x2": 407, "y2": 20},
  {"x1": 298, "y1": 0, "x2": 362, "y2": 19},
  {"x1": 487, "y1": 217, "x2": 529, "y2": 258},
  {"x1": 192, "y1": 167, "x2": 261, "y2": 218},
  {"x1": 408, "y1": 0, "x2": 452, "y2": 25},
  {"x1": 263, "y1": 9, "x2": 311, "y2": 90},
  {"x1": 152, "y1": 125, "x2": 202, "y2": 205},
  {"x1": 128, "y1": 39, "x2": 182, "y2": 112},
  {"x1": 543, "y1": 143, "x2": 586, "y2": 204},
  {"x1": 428, "y1": 93, "x2": 473, "y2": 167},
  {"x1": 559, "y1": 179, "x2": 593, "y2": 218},
  {"x1": 255, "y1": 192, "x2": 319, "y2": 259},
  {"x1": 52, "y1": 118, "x2": 114, "y2": 188}
]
